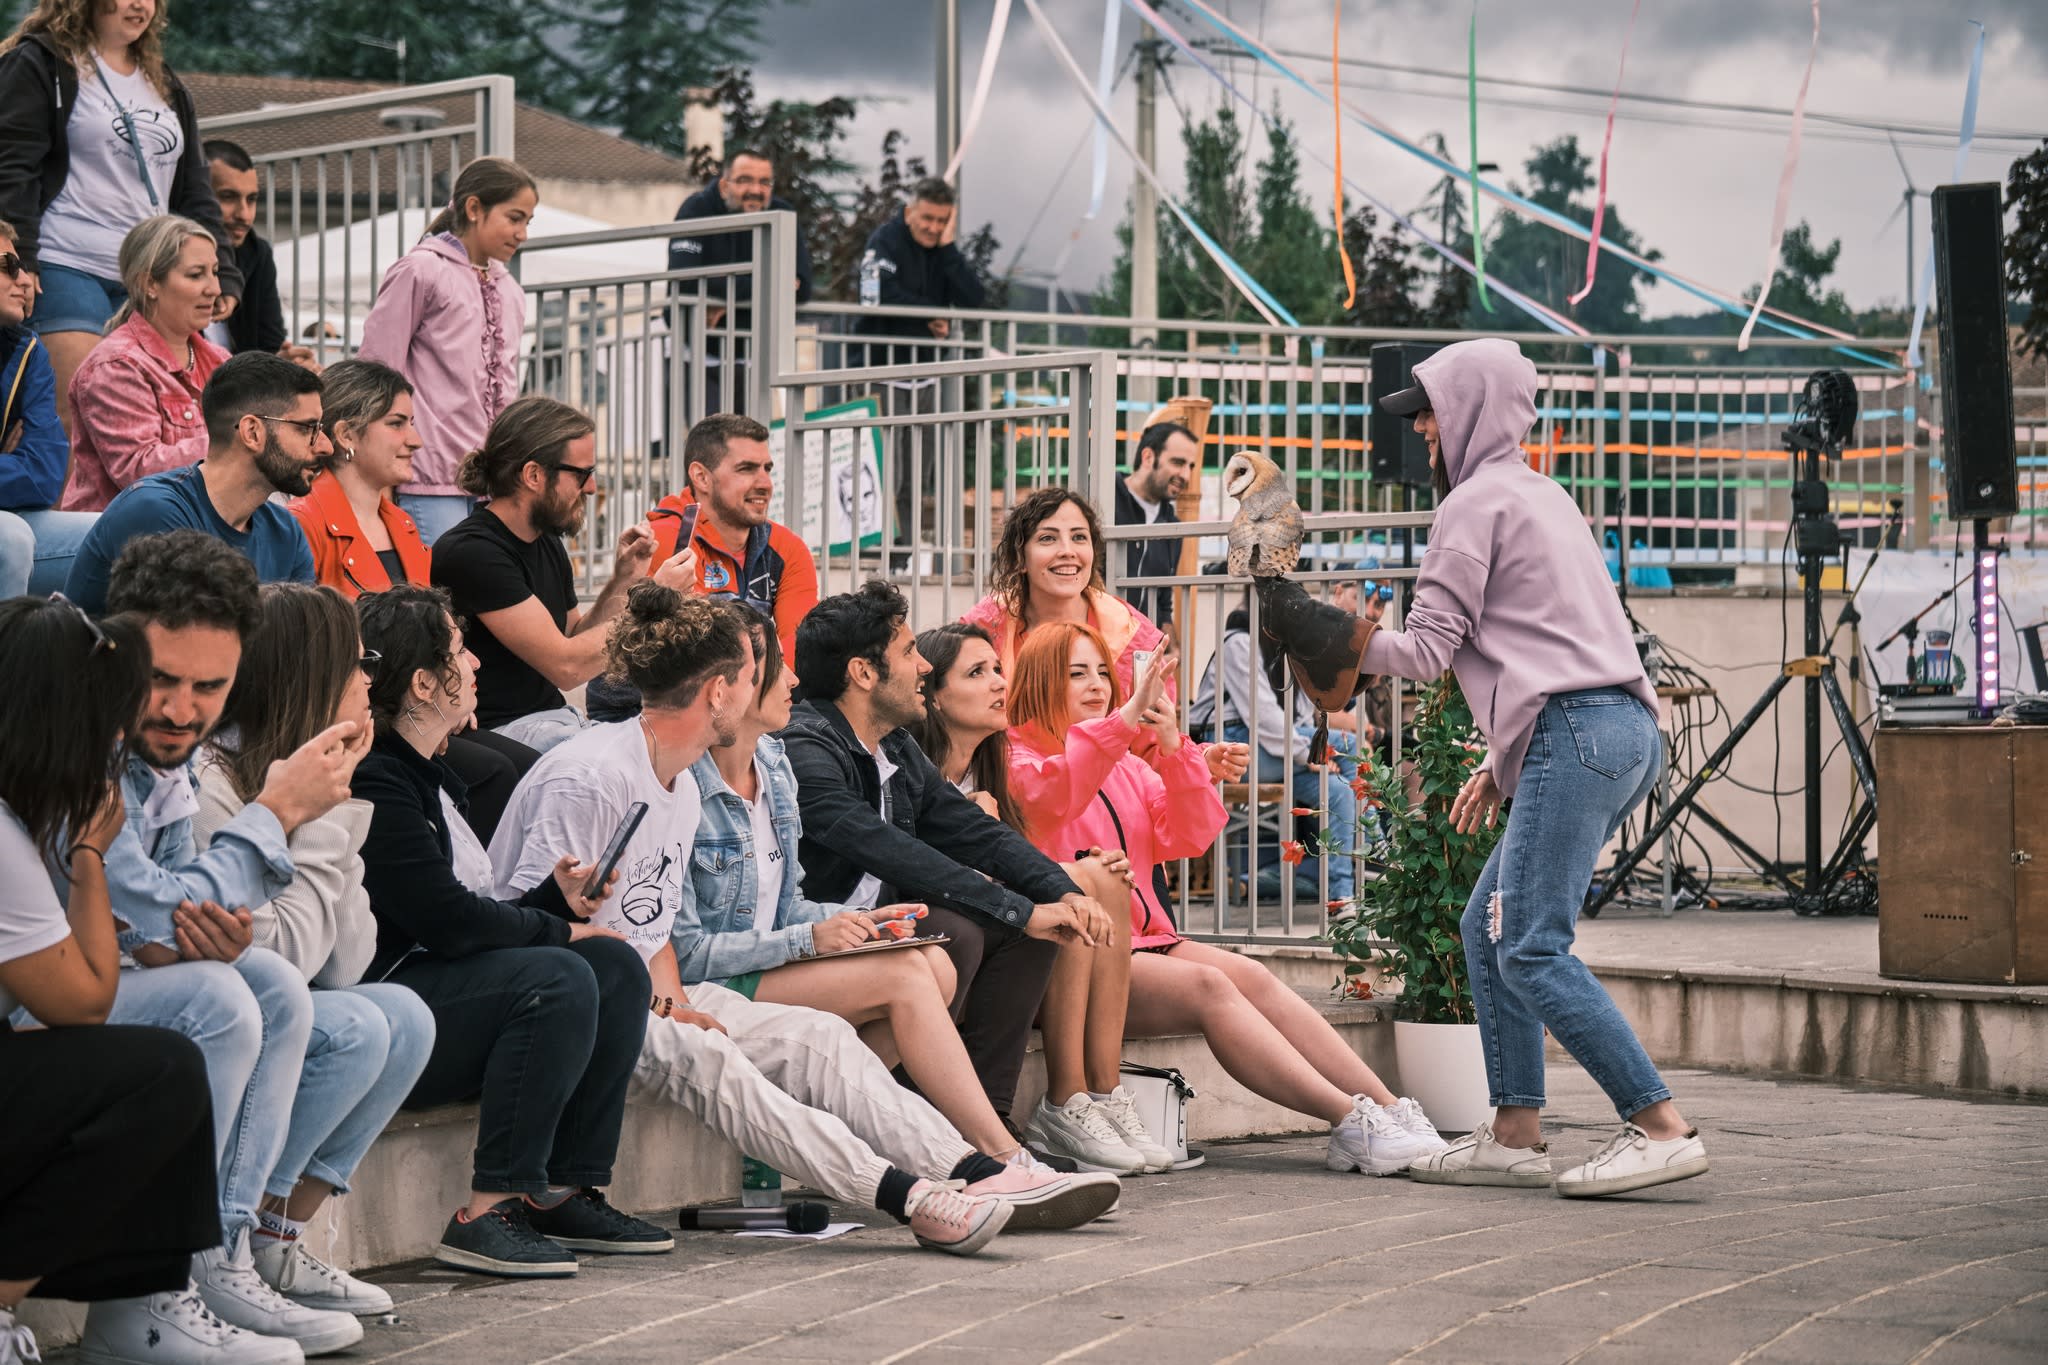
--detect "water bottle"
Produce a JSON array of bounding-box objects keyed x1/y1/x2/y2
[
  {"x1": 740, "y1": 1156, "x2": 782, "y2": 1208},
  {"x1": 859, "y1": 253, "x2": 881, "y2": 308}
]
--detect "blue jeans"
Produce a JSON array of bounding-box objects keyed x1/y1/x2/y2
[
  {"x1": 1223, "y1": 722, "x2": 1357, "y2": 900},
  {"x1": 98, "y1": 949, "x2": 311, "y2": 1242},
  {"x1": 31, "y1": 261, "x2": 125, "y2": 334},
  {"x1": 395, "y1": 492, "x2": 475, "y2": 547},
  {"x1": 1464, "y1": 687, "x2": 1669, "y2": 1119},
  {"x1": 494, "y1": 705, "x2": 589, "y2": 755},
  {"x1": 271, "y1": 984, "x2": 436, "y2": 1199},
  {"x1": 0, "y1": 508, "x2": 100, "y2": 596}
]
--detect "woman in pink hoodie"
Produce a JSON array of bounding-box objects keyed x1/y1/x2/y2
[
  {"x1": 1368, "y1": 338, "x2": 1707, "y2": 1198},
  {"x1": 1004, "y1": 621, "x2": 1445, "y2": 1179},
  {"x1": 357, "y1": 157, "x2": 534, "y2": 546}
]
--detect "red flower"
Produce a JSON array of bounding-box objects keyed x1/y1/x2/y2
[
  {"x1": 1290, "y1": 806, "x2": 1317, "y2": 817},
  {"x1": 1349, "y1": 775, "x2": 1372, "y2": 803},
  {"x1": 1280, "y1": 840, "x2": 1307, "y2": 866},
  {"x1": 1326, "y1": 898, "x2": 1350, "y2": 914}
]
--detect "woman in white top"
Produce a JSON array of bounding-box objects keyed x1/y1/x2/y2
[
  {"x1": 193, "y1": 584, "x2": 435, "y2": 1317},
  {"x1": 0, "y1": 0, "x2": 242, "y2": 434}
]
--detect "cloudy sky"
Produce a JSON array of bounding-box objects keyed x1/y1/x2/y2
[{"x1": 749, "y1": 0, "x2": 2048, "y2": 322}]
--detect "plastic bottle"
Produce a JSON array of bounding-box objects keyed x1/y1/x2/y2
[
  {"x1": 859, "y1": 253, "x2": 881, "y2": 308},
  {"x1": 739, "y1": 1156, "x2": 782, "y2": 1208}
]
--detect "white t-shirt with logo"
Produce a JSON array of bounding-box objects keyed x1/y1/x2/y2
[
  {"x1": 42, "y1": 60, "x2": 182, "y2": 281},
  {"x1": 845, "y1": 742, "x2": 896, "y2": 910},
  {"x1": 744, "y1": 757, "x2": 786, "y2": 924},
  {"x1": 0, "y1": 802, "x2": 69, "y2": 1018},
  {"x1": 487, "y1": 719, "x2": 701, "y2": 963}
]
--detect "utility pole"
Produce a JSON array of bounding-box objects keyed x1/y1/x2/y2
[
  {"x1": 1130, "y1": 28, "x2": 1160, "y2": 407},
  {"x1": 936, "y1": 0, "x2": 961, "y2": 189}
]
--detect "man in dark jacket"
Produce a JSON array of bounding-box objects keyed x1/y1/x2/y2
[
  {"x1": 204, "y1": 141, "x2": 317, "y2": 368},
  {"x1": 667, "y1": 148, "x2": 813, "y2": 415},
  {"x1": 1113, "y1": 420, "x2": 1199, "y2": 630},
  {"x1": 780, "y1": 579, "x2": 1109, "y2": 1120},
  {"x1": 851, "y1": 177, "x2": 984, "y2": 367}
]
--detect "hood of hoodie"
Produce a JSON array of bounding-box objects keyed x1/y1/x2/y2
[
  {"x1": 416, "y1": 232, "x2": 508, "y2": 278},
  {"x1": 1411, "y1": 337, "x2": 1540, "y2": 489}
]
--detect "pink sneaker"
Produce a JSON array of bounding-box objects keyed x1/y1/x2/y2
[
  {"x1": 964, "y1": 1151, "x2": 1122, "y2": 1230},
  {"x1": 905, "y1": 1180, "x2": 1011, "y2": 1255}
]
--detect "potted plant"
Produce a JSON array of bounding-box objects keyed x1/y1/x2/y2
[{"x1": 1324, "y1": 675, "x2": 1505, "y2": 1131}]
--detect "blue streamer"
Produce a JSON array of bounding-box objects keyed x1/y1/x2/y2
[
  {"x1": 1906, "y1": 20, "x2": 1986, "y2": 369},
  {"x1": 1087, "y1": 0, "x2": 1120, "y2": 218}
]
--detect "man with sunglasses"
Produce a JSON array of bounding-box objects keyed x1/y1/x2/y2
[
  {"x1": 430, "y1": 395, "x2": 696, "y2": 754},
  {"x1": 62, "y1": 352, "x2": 320, "y2": 613}
]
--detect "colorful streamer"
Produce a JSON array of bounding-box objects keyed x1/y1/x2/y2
[
  {"x1": 1737, "y1": 1, "x2": 1820, "y2": 351},
  {"x1": 1168, "y1": 0, "x2": 1894, "y2": 367},
  {"x1": 1331, "y1": 1, "x2": 1356, "y2": 310},
  {"x1": 1569, "y1": 0, "x2": 1640, "y2": 307},
  {"x1": 1467, "y1": 2, "x2": 1492, "y2": 312},
  {"x1": 943, "y1": 0, "x2": 1013, "y2": 184},
  {"x1": 1018, "y1": 0, "x2": 1298, "y2": 328},
  {"x1": 1906, "y1": 20, "x2": 1987, "y2": 369},
  {"x1": 1087, "y1": 0, "x2": 1121, "y2": 218}
]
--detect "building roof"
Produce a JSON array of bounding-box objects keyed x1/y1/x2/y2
[{"x1": 186, "y1": 73, "x2": 694, "y2": 186}]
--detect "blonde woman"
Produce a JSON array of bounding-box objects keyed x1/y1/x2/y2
[
  {"x1": 0, "y1": 0, "x2": 241, "y2": 435},
  {"x1": 58, "y1": 214, "x2": 227, "y2": 510}
]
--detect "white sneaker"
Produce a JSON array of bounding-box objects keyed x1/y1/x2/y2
[
  {"x1": 1405, "y1": 1121, "x2": 1554, "y2": 1187},
  {"x1": 1327, "y1": 1096, "x2": 1436, "y2": 1174},
  {"x1": 75, "y1": 1284, "x2": 305, "y2": 1365},
  {"x1": 1386, "y1": 1096, "x2": 1451, "y2": 1156},
  {"x1": 1022, "y1": 1093, "x2": 1148, "y2": 1174},
  {"x1": 196, "y1": 1231, "x2": 363, "y2": 1356},
  {"x1": 1554, "y1": 1124, "x2": 1709, "y2": 1198},
  {"x1": 1094, "y1": 1086, "x2": 1176, "y2": 1172},
  {"x1": 0, "y1": 1306, "x2": 39, "y2": 1365},
  {"x1": 252, "y1": 1235, "x2": 394, "y2": 1316}
]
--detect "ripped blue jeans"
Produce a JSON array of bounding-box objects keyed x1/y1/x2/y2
[{"x1": 1463, "y1": 687, "x2": 1670, "y2": 1119}]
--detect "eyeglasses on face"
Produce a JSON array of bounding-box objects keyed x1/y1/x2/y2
[
  {"x1": 357, "y1": 648, "x2": 382, "y2": 679},
  {"x1": 0, "y1": 253, "x2": 21, "y2": 279},
  {"x1": 249, "y1": 414, "x2": 326, "y2": 439},
  {"x1": 552, "y1": 462, "x2": 597, "y2": 485}
]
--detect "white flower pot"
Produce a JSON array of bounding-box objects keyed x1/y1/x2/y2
[{"x1": 1393, "y1": 1020, "x2": 1492, "y2": 1133}]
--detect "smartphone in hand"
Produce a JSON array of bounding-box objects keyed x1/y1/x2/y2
[{"x1": 583, "y1": 802, "x2": 649, "y2": 901}]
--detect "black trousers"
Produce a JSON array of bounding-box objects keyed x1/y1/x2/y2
[
  {"x1": 921, "y1": 906, "x2": 1057, "y2": 1118},
  {"x1": 0, "y1": 1024, "x2": 219, "y2": 1299},
  {"x1": 441, "y1": 730, "x2": 540, "y2": 846},
  {"x1": 392, "y1": 938, "x2": 650, "y2": 1194}
]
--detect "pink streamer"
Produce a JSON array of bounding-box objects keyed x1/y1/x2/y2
[
  {"x1": 1568, "y1": 0, "x2": 1639, "y2": 307},
  {"x1": 1737, "y1": 0, "x2": 1820, "y2": 351}
]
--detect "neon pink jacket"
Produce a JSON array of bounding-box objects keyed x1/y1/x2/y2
[
  {"x1": 59, "y1": 315, "x2": 226, "y2": 511},
  {"x1": 1007, "y1": 712, "x2": 1228, "y2": 949},
  {"x1": 357, "y1": 234, "x2": 523, "y2": 496}
]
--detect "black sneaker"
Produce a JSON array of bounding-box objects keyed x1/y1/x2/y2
[
  {"x1": 525, "y1": 1188, "x2": 676, "y2": 1254},
  {"x1": 435, "y1": 1199, "x2": 579, "y2": 1277}
]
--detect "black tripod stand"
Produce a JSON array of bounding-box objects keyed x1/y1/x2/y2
[{"x1": 1589, "y1": 371, "x2": 1880, "y2": 917}]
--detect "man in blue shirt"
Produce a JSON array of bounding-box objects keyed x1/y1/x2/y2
[{"x1": 65, "y1": 351, "x2": 321, "y2": 612}]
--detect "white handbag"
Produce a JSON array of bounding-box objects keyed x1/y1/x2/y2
[{"x1": 1118, "y1": 1062, "x2": 1203, "y2": 1170}]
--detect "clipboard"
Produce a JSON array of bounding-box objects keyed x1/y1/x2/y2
[{"x1": 813, "y1": 933, "x2": 952, "y2": 959}]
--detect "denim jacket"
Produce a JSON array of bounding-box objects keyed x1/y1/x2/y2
[
  {"x1": 675, "y1": 735, "x2": 837, "y2": 984},
  {"x1": 48, "y1": 752, "x2": 296, "y2": 954}
]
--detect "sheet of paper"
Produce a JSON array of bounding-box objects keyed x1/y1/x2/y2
[{"x1": 734, "y1": 1221, "x2": 863, "y2": 1241}]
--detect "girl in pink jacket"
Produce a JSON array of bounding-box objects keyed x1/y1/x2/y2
[
  {"x1": 357, "y1": 157, "x2": 534, "y2": 545},
  {"x1": 1004, "y1": 622, "x2": 1445, "y2": 1179}
]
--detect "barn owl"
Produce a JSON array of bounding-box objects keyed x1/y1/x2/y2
[{"x1": 1224, "y1": 451, "x2": 1304, "y2": 579}]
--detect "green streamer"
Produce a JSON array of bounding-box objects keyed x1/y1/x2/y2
[{"x1": 1467, "y1": 2, "x2": 1493, "y2": 312}]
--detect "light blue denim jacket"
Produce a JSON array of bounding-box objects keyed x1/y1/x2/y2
[
  {"x1": 675, "y1": 735, "x2": 837, "y2": 984},
  {"x1": 48, "y1": 752, "x2": 297, "y2": 954}
]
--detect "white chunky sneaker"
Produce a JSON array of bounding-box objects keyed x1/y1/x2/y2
[
  {"x1": 1387, "y1": 1097, "x2": 1451, "y2": 1157},
  {"x1": 75, "y1": 1284, "x2": 305, "y2": 1365},
  {"x1": 1405, "y1": 1121, "x2": 1554, "y2": 1187},
  {"x1": 1094, "y1": 1086, "x2": 1176, "y2": 1172},
  {"x1": 0, "y1": 1306, "x2": 40, "y2": 1365},
  {"x1": 252, "y1": 1235, "x2": 394, "y2": 1316},
  {"x1": 1327, "y1": 1096, "x2": 1437, "y2": 1175},
  {"x1": 1023, "y1": 1093, "x2": 1148, "y2": 1174},
  {"x1": 1554, "y1": 1124, "x2": 1709, "y2": 1198},
  {"x1": 195, "y1": 1232, "x2": 363, "y2": 1356}
]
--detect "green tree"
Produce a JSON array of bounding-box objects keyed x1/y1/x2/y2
[
  {"x1": 1753, "y1": 221, "x2": 1855, "y2": 334},
  {"x1": 1249, "y1": 106, "x2": 1341, "y2": 326},
  {"x1": 1478, "y1": 134, "x2": 1661, "y2": 332},
  {"x1": 1341, "y1": 204, "x2": 1425, "y2": 328},
  {"x1": 564, "y1": 1, "x2": 762, "y2": 156},
  {"x1": 682, "y1": 67, "x2": 859, "y2": 275},
  {"x1": 2006, "y1": 138, "x2": 2048, "y2": 361}
]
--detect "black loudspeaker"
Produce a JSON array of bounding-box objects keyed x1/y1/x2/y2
[
  {"x1": 1369, "y1": 342, "x2": 1438, "y2": 488},
  {"x1": 1931, "y1": 182, "x2": 2017, "y2": 520}
]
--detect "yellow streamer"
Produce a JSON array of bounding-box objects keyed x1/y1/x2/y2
[{"x1": 1332, "y1": 0, "x2": 1356, "y2": 310}]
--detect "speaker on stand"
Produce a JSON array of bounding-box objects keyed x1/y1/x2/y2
[{"x1": 1930, "y1": 183, "x2": 2018, "y2": 523}]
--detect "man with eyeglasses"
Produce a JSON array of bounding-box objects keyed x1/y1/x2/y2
[
  {"x1": 667, "y1": 147, "x2": 814, "y2": 417},
  {"x1": 430, "y1": 395, "x2": 697, "y2": 754},
  {"x1": 64, "y1": 352, "x2": 320, "y2": 612}
]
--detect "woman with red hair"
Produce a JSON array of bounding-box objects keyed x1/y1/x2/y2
[{"x1": 1005, "y1": 621, "x2": 1448, "y2": 1178}]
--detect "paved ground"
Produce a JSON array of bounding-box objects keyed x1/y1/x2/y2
[
  {"x1": 1574, "y1": 905, "x2": 1880, "y2": 979},
  {"x1": 85, "y1": 1063, "x2": 2037, "y2": 1365}
]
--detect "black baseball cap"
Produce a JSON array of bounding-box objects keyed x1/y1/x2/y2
[{"x1": 1378, "y1": 382, "x2": 1431, "y2": 417}]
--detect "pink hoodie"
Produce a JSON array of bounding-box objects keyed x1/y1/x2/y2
[
  {"x1": 357, "y1": 234, "x2": 524, "y2": 496},
  {"x1": 1362, "y1": 338, "x2": 1653, "y2": 797}
]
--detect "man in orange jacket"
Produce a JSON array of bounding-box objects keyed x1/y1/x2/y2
[{"x1": 589, "y1": 413, "x2": 819, "y2": 721}]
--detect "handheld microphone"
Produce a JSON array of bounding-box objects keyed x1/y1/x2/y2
[{"x1": 676, "y1": 1202, "x2": 831, "y2": 1234}]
